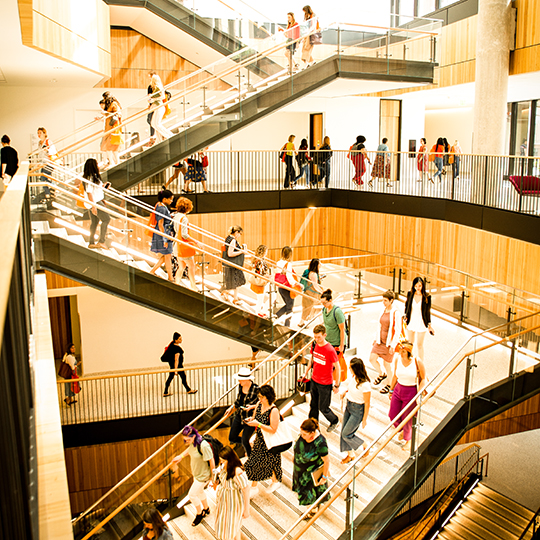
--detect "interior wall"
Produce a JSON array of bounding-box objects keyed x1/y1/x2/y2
[
  {"x1": 53, "y1": 286, "x2": 251, "y2": 374},
  {"x1": 425, "y1": 107, "x2": 474, "y2": 152}
]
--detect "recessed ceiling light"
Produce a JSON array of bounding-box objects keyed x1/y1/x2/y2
[{"x1": 53, "y1": 66, "x2": 63, "y2": 70}]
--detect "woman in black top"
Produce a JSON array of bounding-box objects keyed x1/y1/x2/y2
[
  {"x1": 162, "y1": 332, "x2": 197, "y2": 396},
  {"x1": 317, "y1": 136, "x2": 333, "y2": 189},
  {"x1": 1, "y1": 135, "x2": 19, "y2": 184},
  {"x1": 403, "y1": 277, "x2": 433, "y2": 362},
  {"x1": 295, "y1": 138, "x2": 311, "y2": 186},
  {"x1": 221, "y1": 225, "x2": 246, "y2": 305}
]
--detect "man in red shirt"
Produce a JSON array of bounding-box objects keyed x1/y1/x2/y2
[{"x1": 303, "y1": 324, "x2": 341, "y2": 432}]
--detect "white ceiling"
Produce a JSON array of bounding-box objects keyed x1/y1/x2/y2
[{"x1": 0, "y1": 0, "x2": 105, "y2": 88}]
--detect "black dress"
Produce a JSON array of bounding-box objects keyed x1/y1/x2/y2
[
  {"x1": 222, "y1": 235, "x2": 246, "y2": 290},
  {"x1": 244, "y1": 404, "x2": 283, "y2": 482}
]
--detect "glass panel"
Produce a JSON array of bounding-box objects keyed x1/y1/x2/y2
[
  {"x1": 533, "y1": 101, "x2": 540, "y2": 175},
  {"x1": 439, "y1": 0, "x2": 458, "y2": 7},
  {"x1": 515, "y1": 101, "x2": 531, "y2": 157},
  {"x1": 418, "y1": 0, "x2": 437, "y2": 16}
]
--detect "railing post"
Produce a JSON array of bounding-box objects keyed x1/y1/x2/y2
[
  {"x1": 345, "y1": 486, "x2": 352, "y2": 530},
  {"x1": 482, "y1": 155, "x2": 489, "y2": 206},
  {"x1": 463, "y1": 355, "x2": 477, "y2": 398},
  {"x1": 509, "y1": 338, "x2": 517, "y2": 377},
  {"x1": 398, "y1": 268, "x2": 405, "y2": 296},
  {"x1": 459, "y1": 290, "x2": 468, "y2": 323},
  {"x1": 347, "y1": 314, "x2": 351, "y2": 350},
  {"x1": 355, "y1": 271, "x2": 362, "y2": 302},
  {"x1": 391, "y1": 268, "x2": 396, "y2": 292}
]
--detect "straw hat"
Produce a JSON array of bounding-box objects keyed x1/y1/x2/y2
[{"x1": 237, "y1": 367, "x2": 254, "y2": 381}]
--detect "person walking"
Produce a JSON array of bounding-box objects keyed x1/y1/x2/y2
[
  {"x1": 141, "y1": 507, "x2": 173, "y2": 540},
  {"x1": 244, "y1": 385, "x2": 283, "y2": 496},
  {"x1": 1, "y1": 135, "x2": 19, "y2": 185},
  {"x1": 172, "y1": 426, "x2": 215, "y2": 526},
  {"x1": 226, "y1": 367, "x2": 259, "y2": 457},
  {"x1": 302, "y1": 325, "x2": 340, "y2": 432},
  {"x1": 442, "y1": 138, "x2": 451, "y2": 177},
  {"x1": 429, "y1": 138, "x2": 445, "y2": 183},
  {"x1": 388, "y1": 341, "x2": 427, "y2": 452},
  {"x1": 301, "y1": 5, "x2": 318, "y2": 69},
  {"x1": 320, "y1": 289, "x2": 346, "y2": 357},
  {"x1": 249, "y1": 245, "x2": 271, "y2": 317},
  {"x1": 417, "y1": 137, "x2": 428, "y2": 182},
  {"x1": 162, "y1": 332, "x2": 197, "y2": 396},
  {"x1": 369, "y1": 137, "x2": 391, "y2": 187},
  {"x1": 292, "y1": 418, "x2": 330, "y2": 517},
  {"x1": 275, "y1": 246, "x2": 301, "y2": 327},
  {"x1": 298, "y1": 258, "x2": 323, "y2": 327},
  {"x1": 149, "y1": 189, "x2": 175, "y2": 281},
  {"x1": 221, "y1": 225, "x2": 246, "y2": 305},
  {"x1": 101, "y1": 100, "x2": 123, "y2": 168},
  {"x1": 450, "y1": 139, "x2": 462, "y2": 180},
  {"x1": 369, "y1": 290, "x2": 402, "y2": 395},
  {"x1": 317, "y1": 136, "x2": 333, "y2": 189},
  {"x1": 214, "y1": 446, "x2": 250, "y2": 540},
  {"x1": 339, "y1": 357, "x2": 371, "y2": 464},
  {"x1": 279, "y1": 12, "x2": 300, "y2": 73},
  {"x1": 62, "y1": 343, "x2": 78, "y2": 406},
  {"x1": 83, "y1": 158, "x2": 111, "y2": 250},
  {"x1": 404, "y1": 277, "x2": 433, "y2": 362},
  {"x1": 281, "y1": 135, "x2": 296, "y2": 188},
  {"x1": 33, "y1": 127, "x2": 58, "y2": 204},
  {"x1": 172, "y1": 196, "x2": 200, "y2": 291},
  {"x1": 184, "y1": 149, "x2": 211, "y2": 193},
  {"x1": 148, "y1": 72, "x2": 173, "y2": 143},
  {"x1": 349, "y1": 135, "x2": 371, "y2": 186},
  {"x1": 295, "y1": 138, "x2": 311, "y2": 186}
]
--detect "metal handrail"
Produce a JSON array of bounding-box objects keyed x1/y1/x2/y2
[
  {"x1": 276, "y1": 315, "x2": 540, "y2": 540},
  {"x1": 411, "y1": 451, "x2": 489, "y2": 540},
  {"x1": 518, "y1": 503, "x2": 540, "y2": 540}
]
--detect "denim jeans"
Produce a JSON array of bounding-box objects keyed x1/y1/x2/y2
[
  {"x1": 276, "y1": 288, "x2": 294, "y2": 326},
  {"x1": 320, "y1": 160, "x2": 331, "y2": 188},
  {"x1": 433, "y1": 157, "x2": 443, "y2": 180},
  {"x1": 89, "y1": 208, "x2": 111, "y2": 244},
  {"x1": 228, "y1": 414, "x2": 256, "y2": 457},
  {"x1": 284, "y1": 155, "x2": 295, "y2": 188},
  {"x1": 452, "y1": 156, "x2": 460, "y2": 179},
  {"x1": 295, "y1": 163, "x2": 310, "y2": 184},
  {"x1": 340, "y1": 400, "x2": 365, "y2": 452},
  {"x1": 309, "y1": 380, "x2": 338, "y2": 425}
]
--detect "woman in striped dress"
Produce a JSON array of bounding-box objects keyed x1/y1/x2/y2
[{"x1": 215, "y1": 446, "x2": 250, "y2": 540}]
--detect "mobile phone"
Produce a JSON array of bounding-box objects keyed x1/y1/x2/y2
[
  {"x1": 429, "y1": 328, "x2": 435, "y2": 336},
  {"x1": 104, "y1": 182, "x2": 111, "y2": 189}
]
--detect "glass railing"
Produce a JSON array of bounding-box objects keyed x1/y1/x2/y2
[
  {"x1": 277, "y1": 311, "x2": 540, "y2": 540},
  {"x1": 28, "y1": 18, "x2": 440, "y2": 188},
  {"x1": 71, "y1": 330, "x2": 313, "y2": 540}
]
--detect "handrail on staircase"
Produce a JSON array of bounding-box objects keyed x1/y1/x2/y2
[
  {"x1": 276, "y1": 315, "x2": 540, "y2": 540},
  {"x1": 76, "y1": 332, "x2": 315, "y2": 540},
  {"x1": 29, "y1": 176, "x2": 321, "y2": 305}
]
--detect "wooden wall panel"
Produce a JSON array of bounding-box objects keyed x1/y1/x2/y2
[
  {"x1": 47, "y1": 296, "x2": 72, "y2": 360},
  {"x1": 45, "y1": 270, "x2": 82, "y2": 290},
  {"x1": 99, "y1": 29, "x2": 230, "y2": 90},
  {"x1": 514, "y1": 0, "x2": 540, "y2": 50},
  {"x1": 457, "y1": 394, "x2": 540, "y2": 444}
]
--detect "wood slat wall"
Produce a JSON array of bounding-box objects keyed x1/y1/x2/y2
[
  {"x1": 99, "y1": 28, "x2": 229, "y2": 90},
  {"x1": 45, "y1": 270, "x2": 82, "y2": 290},
  {"x1": 457, "y1": 393, "x2": 540, "y2": 444}
]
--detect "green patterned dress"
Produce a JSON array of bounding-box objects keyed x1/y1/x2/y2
[{"x1": 292, "y1": 434, "x2": 330, "y2": 506}]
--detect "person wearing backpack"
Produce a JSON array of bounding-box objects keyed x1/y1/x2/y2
[
  {"x1": 320, "y1": 289, "x2": 347, "y2": 383},
  {"x1": 298, "y1": 258, "x2": 323, "y2": 327},
  {"x1": 162, "y1": 332, "x2": 197, "y2": 396},
  {"x1": 172, "y1": 426, "x2": 216, "y2": 526}
]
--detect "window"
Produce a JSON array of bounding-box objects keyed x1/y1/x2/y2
[{"x1": 417, "y1": 0, "x2": 437, "y2": 16}]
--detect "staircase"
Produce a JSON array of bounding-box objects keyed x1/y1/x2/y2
[
  {"x1": 103, "y1": 53, "x2": 435, "y2": 191},
  {"x1": 438, "y1": 483, "x2": 535, "y2": 540},
  {"x1": 167, "y1": 376, "x2": 452, "y2": 540}
]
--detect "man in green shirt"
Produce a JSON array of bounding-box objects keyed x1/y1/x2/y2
[{"x1": 321, "y1": 289, "x2": 346, "y2": 354}]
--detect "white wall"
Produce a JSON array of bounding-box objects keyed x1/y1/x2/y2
[
  {"x1": 66, "y1": 287, "x2": 250, "y2": 374},
  {"x1": 425, "y1": 107, "x2": 474, "y2": 153}
]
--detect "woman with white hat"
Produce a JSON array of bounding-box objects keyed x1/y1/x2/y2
[{"x1": 226, "y1": 367, "x2": 259, "y2": 456}]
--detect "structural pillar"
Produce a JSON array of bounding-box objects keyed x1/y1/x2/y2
[{"x1": 471, "y1": 0, "x2": 513, "y2": 204}]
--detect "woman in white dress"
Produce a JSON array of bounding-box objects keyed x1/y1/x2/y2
[{"x1": 403, "y1": 277, "x2": 433, "y2": 362}]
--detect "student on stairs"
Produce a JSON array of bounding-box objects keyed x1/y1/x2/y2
[
  {"x1": 141, "y1": 507, "x2": 173, "y2": 540},
  {"x1": 83, "y1": 158, "x2": 110, "y2": 250},
  {"x1": 339, "y1": 357, "x2": 371, "y2": 464},
  {"x1": 214, "y1": 446, "x2": 250, "y2": 540},
  {"x1": 172, "y1": 426, "x2": 215, "y2": 526},
  {"x1": 302, "y1": 325, "x2": 341, "y2": 433}
]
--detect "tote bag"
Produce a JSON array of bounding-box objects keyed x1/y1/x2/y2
[{"x1": 262, "y1": 408, "x2": 293, "y2": 454}]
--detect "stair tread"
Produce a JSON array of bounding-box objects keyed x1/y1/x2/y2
[
  {"x1": 444, "y1": 518, "x2": 492, "y2": 540},
  {"x1": 455, "y1": 510, "x2": 513, "y2": 540},
  {"x1": 467, "y1": 494, "x2": 530, "y2": 534},
  {"x1": 475, "y1": 484, "x2": 535, "y2": 521},
  {"x1": 460, "y1": 504, "x2": 521, "y2": 539}
]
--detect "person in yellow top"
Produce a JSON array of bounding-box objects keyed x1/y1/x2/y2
[
  {"x1": 281, "y1": 134, "x2": 297, "y2": 188},
  {"x1": 450, "y1": 140, "x2": 462, "y2": 180}
]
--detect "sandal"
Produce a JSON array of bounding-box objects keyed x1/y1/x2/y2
[
  {"x1": 373, "y1": 374, "x2": 387, "y2": 386},
  {"x1": 380, "y1": 384, "x2": 391, "y2": 394},
  {"x1": 341, "y1": 455, "x2": 354, "y2": 465}
]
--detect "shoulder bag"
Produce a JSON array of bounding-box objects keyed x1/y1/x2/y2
[
  {"x1": 261, "y1": 407, "x2": 293, "y2": 454},
  {"x1": 58, "y1": 354, "x2": 73, "y2": 379}
]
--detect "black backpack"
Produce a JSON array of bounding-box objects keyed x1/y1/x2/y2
[{"x1": 198, "y1": 434, "x2": 224, "y2": 466}]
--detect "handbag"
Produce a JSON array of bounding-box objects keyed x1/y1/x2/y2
[
  {"x1": 310, "y1": 31, "x2": 322, "y2": 45},
  {"x1": 58, "y1": 356, "x2": 73, "y2": 379},
  {"x1": 261, "y1": 408, "x2": 293, "y2": 454},
  {"x1": 145, "y1": 204, "x2": 158, "y2": 237},
  {"x1": 178, "y1": 239, "x2": 196, "y2": 258},
  {"x1": 71, "y1": 370, "x2": 81, "y2": 394},
  {"x1": 297, "y1": 377, "x2": 311, "y2": 395},
  {"x1": 275, "y1": 272, "x2": 291, "y2": 288}
]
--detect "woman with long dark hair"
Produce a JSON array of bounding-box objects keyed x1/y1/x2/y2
[
  {"x1": 339, "y1": 357, "x2": 371, "y2": 463},
  {"x1": 141, "y1": 507, "x2": 173, "y2": 540},
  {"x1": 295, "y1": 138, "x2": 311, "y2": 186},
  {"x1": 429, "y1": 137, "x2": 445, "y2": 183},
  {"x1": 172, "y1": 426, "x2": 215, "y2": 526},
  {"x1": 275, "y1": 246, "x2": 301, "y2": 327},
  {"x1": 299, "y1": 258, "x2": 323, "y2": 327},
  {"x1": 214, "y1": 446, "x2": 250, "y2": 540},
  {"x1": 149, "y1": 188, "x2": 175, "y2": 281},
  {"x1": 404, "y1": 277, "x2": 433, "y2": 362},
  {"x1": 417, "y1": 137, "x2": 428, "y2": 181},
  {"x1": 301, "y1": 5, "x2": 318, "y2": 68},
  {"x1": 349, "y1": 135, "x2": 371, "y2": 186},
  {"x1": 83, "y1": 158, "x2": 111, "y2": 249},
  {"x1": 62, "y1": 343, "x2": 78, "y2": 406},
  {"x1": 221, "y1": 225, "x2": 246, "y2": 305},
  {"x1": 279, "y1": 12, "x2": 300, "y2": 73}
]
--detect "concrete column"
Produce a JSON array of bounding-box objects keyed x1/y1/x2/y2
[{"x1": 471, "y1": 0, "x2": 513, "y2": 203}]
